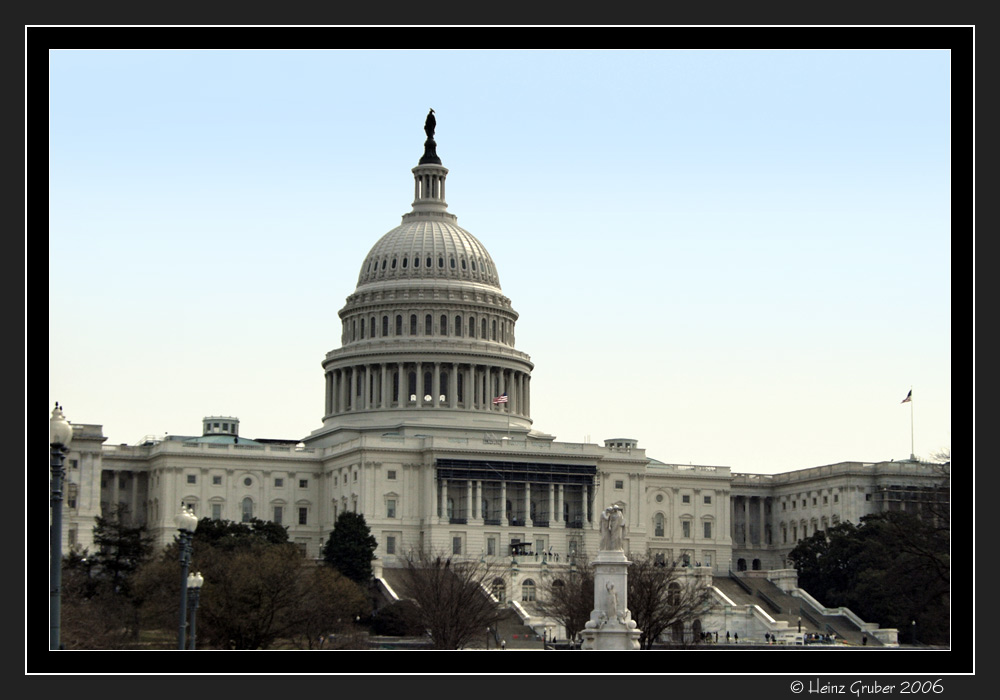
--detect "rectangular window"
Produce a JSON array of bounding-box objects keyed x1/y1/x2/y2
[
  {"x1": 452, "y1": 537, "x2": 462, "y2": 555},
  {"x1": 704, "y1": 495, "x2": 712, "y2": 504},
  {"x1": 866, "y1": 493, "x2": 872, "y2": 501},
  {"x1": 704, "y1": 521, "x2": 712, "y2": 539},
  {"x1": 682, "y1": 494, "x2": 690, "y2": 504},
  {"x1": 212, "y1": 503, "x2": 222, "y2": 520},
  {"x1": 299, "y1": 479, "x2": 308, "y2": 488},
  {"x1": 69, "y1": 459, "x2": 78, "y2": 469},
  {"x1": 704, "y1": 553, "x2": 712, "y2": 567},
  {"x1": 813, "y1": 497, "x2": 817, "y2": 506},
  {"x1": 212, "y1": 475, "x2": 222, "y2": 485},
  {"x1": 299, "y1": 507, "x2": 308, "y2": 525},
  {"x1": 614, "y1": 480, "x2": 624, "y2": 489},
  {"x1": 386, "y1": 536, "x2": 396, "y2": 555},
  {"x1": 387, "y1": 499, "x2": 396, "y2": 518},
  {"x1": 536, "y1": 539, "x2": 545, "y2": 555},
  {"x1": 834, "y1": 494, "x2": 839, "y2": 503},
  {"x1": 274, "y1": 506, "x2": 283, "y2": 524},
  {"x1": 222, "y1": 423, "x2": 229, "y2": 432},
  {"x1": 387, "y1": 470, "x2": 397, "y2": 480},
  {"x1": 354, "y1": 472, "x2": 358, "y2": 482},
  {"x1": 823, "y1": 496, "x2": 828, "y2": 504},
  {"x1": 487, "y1": 537, "x2": 496, "y2": 556},
  {"x1": 682, "y1": 521, "x2": 691, "y2": 538},
  {"x1": 186, "y1": 474, "x2": 196, "y2": 484},
  {"x1": 275, "y1": 478, "x2": 284, "y2": 487}
]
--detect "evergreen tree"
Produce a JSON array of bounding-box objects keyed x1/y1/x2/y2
[{"x1": 322, "y1": 511, "x2": 378, "y2": 584}]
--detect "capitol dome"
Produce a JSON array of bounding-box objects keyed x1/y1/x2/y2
[{"x1": 309, "y1": 114, "x2": 535, "y2": 443}]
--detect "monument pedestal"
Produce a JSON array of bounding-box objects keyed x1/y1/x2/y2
[{"x1": 580, "y1": 550, "x2": 641, "y2": 650}]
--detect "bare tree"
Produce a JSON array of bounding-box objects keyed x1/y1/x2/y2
[
  {"x1": 534, "y1": 557, "x2": 594, "y2": 642},
  {"x1": 627, "y1": 556, "x2": 714, "y2": 649},
  {"x1": 398, "y1": 551, "x2": 506, "y2": 649}
]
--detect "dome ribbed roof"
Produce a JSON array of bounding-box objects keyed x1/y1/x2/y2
[{"x1": 356, "y1": 218, "x2": 501, "y2": 288}]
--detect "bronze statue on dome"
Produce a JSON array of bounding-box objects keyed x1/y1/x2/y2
[{"x1": 424, "y1": 109, "x2": 436, "y2": 140}]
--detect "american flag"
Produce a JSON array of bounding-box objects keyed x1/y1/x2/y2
[
  {"x1": 492, "y1": 393, "x2": 508, "y2": 404},
  {"x1": 901, "y1": 389, "x2": 912, "y2": 404}
]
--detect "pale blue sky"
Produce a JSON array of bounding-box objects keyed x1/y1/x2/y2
[{"x1": 48, "y1": 49, "x2": 951, "y2": 473}]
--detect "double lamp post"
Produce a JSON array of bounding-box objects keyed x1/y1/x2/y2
[{"x1": 49, "y1": 403, "x2": 73, "y2": 650}]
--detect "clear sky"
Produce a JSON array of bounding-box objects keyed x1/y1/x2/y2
[{"x1": 48, "y1": 49, "x2": 951, "y2": 474}]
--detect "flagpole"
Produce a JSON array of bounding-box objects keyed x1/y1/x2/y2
[{"x1": 910, "y1": 386, "x2": 915, "y2": 460}]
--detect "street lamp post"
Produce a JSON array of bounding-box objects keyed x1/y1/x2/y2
[
  {"x1": 175, "y1": 504, "x2": 199, "y2": 649},
  {"x1": 912, "y1": 620, "x2": 917, "y2": 646},
  {"x1": 187, "y1": 572, "x2": 204, "y2": 650},
  {"x1": 50, "y1": 403, "x2": 73, "y2": 650}
]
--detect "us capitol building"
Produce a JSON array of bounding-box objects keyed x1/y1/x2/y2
[{"x1": 55, "y1": 115, "x2": 947, "y2": 644}]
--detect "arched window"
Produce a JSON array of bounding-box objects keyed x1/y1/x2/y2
[
  {"x1": 359, "y1": 318, "x2": 365, "y2": 339},
  {"x1": 737, "y1": 558, "x2": 747, "y2": 571},
  {"x1": 455, "y1": 315, "x2": 462, "y2": 337},
  {"x1": 438, "y1": 256, "x2": 444, "y2": 268},
  {"x1": 654, "y1": 513, "x2": 665, "y2": 537},
  {"x1": 414, "y1": 255, "x2": 420, "y2": 268},
  {"x1": 469, "y1": 316, "x2": 476, "y2": 338},
  {"x1": 382, "y1": 315, "x2": 389, "y2": 337},
  {"x1": 492, "y1": 320, "x2": 497, "y2": 340},
  {"x1": 410, "y1": 315, "x2": 417, "y2": 335},
  {"x1": 426, "y1": 256, "x2": 432, "y2": 268},
  {"x1": 425, "y1": 315, "x2": 432, "y2": 335},
  {"x1": 391, "y1": 257, "x2": 397, "y2": 269},
  {"x1": 450, "y1": 257, "x2": 456, "y2": 269},
  {"x1": 482, "y1": 319, "x2": 487, "y2": 338},
  {"x1": 401, "y1": 256, "x2": 408, "y2": 268},
  {"x1": 241, "y1": 497, "x2": 254, "y2": 523},
  {"x1": 752, "y1": 559, "x2": 762, "y2": 571},
  {"x1": 396, "y1": 315, "x2": 403, "y2": 336},
  {"x1": 461, "y1": 258, "x2": 467, "y2": 270},
  {"x1": 522, "y1": 579, "x2": 536, "y2": 602}
]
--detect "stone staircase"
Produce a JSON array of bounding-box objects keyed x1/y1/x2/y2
[{"x1": 715, "y1": 574, "x2": 881, "y2": 646}]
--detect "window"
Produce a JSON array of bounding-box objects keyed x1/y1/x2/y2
[
  {"x1": 222, "y1": 423, "x2": 229, "y2": 432},
  {"x1": 386, "y1": 536, "x2": 396, "y2": 555},
  {"x1": 396, "y1": 315, "x2": 403, "y2": 335},
  {"x1": 614, "y1": 480, "x2": 624, "y2": 489},
  {"x1": 425, "y1": 315, "x2": 432, "y2": 335},
  {"x1": 244, "y1": 477, "x2": 253, "y2": 487},
  {"x1": 410, "y1": 315, "x2": 417, "y2": 335},
  {"x1": 241, "y1": 497, "x2": 254, "y2": 522},
  {"x1": 452, "y1": 536, "x2": 462, "y2": 555},
  {"x1": 682, "y1": 494, "x2": 691, "y2": 504},
  {"x1": 813, "y1": 497, "x2": 817, "y2": 506},
  {"x1": 274, "y1": 506, "x2": 283, "y2": 525},
  {"x1": 387, "y1": 499, "x2": 396, "y2": 518},
  {"x1": 455, "y1": 315, "x2": 462, "y2": 337},
  {"x1": 866, "y1": 493, "x2": 872, "y2": 501},
  {"x1": 704, "y1": 521, "x2": 712, "y2": 538},
  {"x1": 212, "y1": 503, "x2": 222, "y2": 520},
  {"x1": 667, "y1": 582, "x2": 681, "y2": 606},
  {"x1": 187, "y1": 474, "x2": 197, "y2": 484},
  {"x1": 823, "y1": 496, "x2": 828, "y2": 504},
  {"x1": 654, "y1": 514, "x2": 664, "y2": 537},
  {"x1": 655, "y1": 493, "x2": 664, "y2": 503},
  {"x1": 682, "y1": 520, "x2": 691, "y2": 538},
  {"x1": 493, "y1": 579, "x2": 506, "y2": 603},
  {"x1": 704, "y1": 553, "x2": 712, "y2": 567},
  {"x1": 69, "y1": 459, "x2": 78, "y2": 469},
  {"x1": 704, "y1": 495, "x2": 712, "y2": 504},
  {"x1": 213, "y1": 475, "x2": 222, "y2": 485},
  {"x1": 387, "y1": 470, "x2": 396, "y2": 480},
  {"x1": 299, "y1": 479, "x2": 308, "y2": 488},
  {"x1": 275, "y1": 478, "x2": 284, "y2": 487},
  {"x1": 522, "y1": 579, "x2": 536, "y2": 602},
  {"x1": 487, "y1": 537, "x2": 496, "y2": 556},
  {"x1": 834, "y1": 494, "x2": 839, "y2": 503},
  {"x1": 354, "y1": 471, "x2": 358, "y2": 482},
  {"x1": 441, "y1": 314, "x2": 448, "y2": 335},
  {"x1": 299, "y1": 507, "x2": 308, "y2": 525}
]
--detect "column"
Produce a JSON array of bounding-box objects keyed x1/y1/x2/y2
[
  {"x1": 759, "y1": 497, "x2": 767, "y2": 547},
  {"x1": 476, "y1": 480, "x2": 483, "y2": 522},
  {"x1": 548, "y1": 483, "x2": 555, "y2": 526},
  {"x1": 466, "y1": 480, "x2": 473, "y2": 521},
  {"x1": 500, "y1": 481, "x2": 507, "y2": 525},
  {"x1": 397, "y1": 363, "x2": 405, "y2": 408},
  {"x1": 440, "y1": 478, "x2": 448, "y2": 522},
  {"x1": 524, "y1": 375, "x2": 531, "y2": 417},
  {"x1": 524, "y1": 482, "x2": 532, "y2": 526},
  {"x1": 433, "y1": 362, "x2": 441, "y2": 407},
  {"x1": 381, "y1": 364, "x2": 390, "y2": 409},
  {"x1": 449, "y1": 363, "x2": 458, "y2": 409},
  {"x1": 416, "y1": 362, "x2": 424, "y2": 406},
  {"x1": 556, "y1": 484, "x2": 564, "y2": 527}
]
